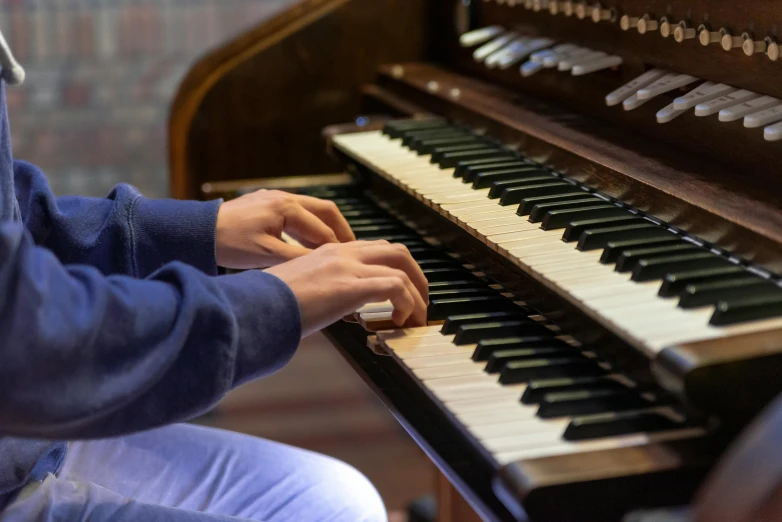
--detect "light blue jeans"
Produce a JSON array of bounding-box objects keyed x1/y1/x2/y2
[{"x1": 0, "y1": 424, "x2": 387, "y2": 522}]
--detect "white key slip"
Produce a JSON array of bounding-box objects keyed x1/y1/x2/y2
[
  {"x1": 744, "y1": 104, "x2": 782, "y2": 128},
  {"x1": 672, "y1": 82, "x2": 735, "y2": 110},
  {"x1": 605, "y1": 69, "x2": 667, "y2": 107},
  {"x1": 718, "y1": 96, "x2": 780, "y2": 122},
  {"x1": 459, "y1": 26, "x2": 505, "y2": 47},
  {"x1": 694, "y1": 90, "x2": 760, "y2": 117},
  {"x1": 636, "y1": 73, "x2": 698, "y2": 100}
]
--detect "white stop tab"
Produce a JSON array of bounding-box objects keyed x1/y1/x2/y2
[
  {"x1": 460, "y1": 26, "x2": 505, "y2": 47},
  {"x1": 605, "y1": 69, "x2": 667, "y2": 107}
]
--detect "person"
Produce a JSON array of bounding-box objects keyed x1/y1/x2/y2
[{"x1": 0, "y1": 29, "x2": 428, "y2": 522}]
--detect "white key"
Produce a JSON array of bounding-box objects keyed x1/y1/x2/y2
[
  {"x1": 459, "y1": 26, "x2": 505, "y2": 47},
  {"x1": 718, "y1": 96, "x2": 780, "y2": 122},
  {"x1": 672, "y1": 82, "x2": 735, "y2": 110},
  {"x1": 694, "y1": 90, "x2": 760, "y2": 117},
  {"x1": 636, "y1": 73, "x2": 698, "y2": 100},
  {"x1": 744, "y1": 104, "x2": 782, "y2": 128},
  {"x1": 605, "y1": 69, "x2": 667, "y2": 106}
]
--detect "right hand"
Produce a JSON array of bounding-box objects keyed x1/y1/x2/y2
[{"x1": 266, "y1": 241, "x2": 429, "y2": 338}]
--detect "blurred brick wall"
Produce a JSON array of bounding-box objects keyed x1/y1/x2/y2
[{"x1": 2, "y1": 0, "x2": 295, "y2": 198}]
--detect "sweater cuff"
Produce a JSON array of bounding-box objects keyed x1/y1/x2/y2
[
  {"x1": 219, "y1": 269, "x2": 303, "y2": 385},
  {"x1": 131, "y1": 197, "x2": 222, "y2": 277}
]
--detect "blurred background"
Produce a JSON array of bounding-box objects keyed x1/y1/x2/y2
[{"x1": 1, "y1": 0, "x2": 432, "y2": 515}]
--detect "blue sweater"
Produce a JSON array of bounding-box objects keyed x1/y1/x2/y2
[{"x1": 0, "y1": 82, "x2": 302, "y2": 507}]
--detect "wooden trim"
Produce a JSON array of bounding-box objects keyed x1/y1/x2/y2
[
  {"x1": 168, "y1": 0, "x2": 353, "y2": 200},
  {"x1": 200, "y1": 173, "x2": 353, "y2": 199}
]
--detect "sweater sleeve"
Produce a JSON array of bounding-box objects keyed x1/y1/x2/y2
[
  {"x1": 0, "y1": 222, "x2": 301, "y2": 440},
  {"x1": 13, "y1": 160, "x2": 221, "y2": 277}
]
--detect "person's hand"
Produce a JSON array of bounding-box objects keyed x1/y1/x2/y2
[
  {"x1": 215, "y1": 190, "x2": 356, "y2": 269},
  {"x1": 266, "y1": 241, "x2": 429, "y2": 338}
]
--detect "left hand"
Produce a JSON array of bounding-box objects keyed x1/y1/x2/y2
[{"x1": 215, "y1": 189, "x2": 356, "y2": 269}]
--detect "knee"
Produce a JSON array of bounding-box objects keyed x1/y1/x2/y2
[{"x1": 308, "y1": 456, "x2": 387, "y2": 522}]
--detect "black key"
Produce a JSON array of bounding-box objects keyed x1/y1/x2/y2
[
  {"x1": 499, "y1": 357, "x2": 605, "y2": 385},
  {"x1": 436, "y1": 149, "x2": 507, "y2": 168},
  {"x1": 414, "y1": 137, "x2": 485, "y2": 155},
  {"x1": 430, "y1": 288, "x2": 499, "y2": 300},
  {"x1": 484, "y1": 346, "x2": 577, "y2": 373},
  {"x1": 428, "y1": 280, "x2": 484, "y2": 291},
  {"x1": 428, "y1": 296, "x2": 517, "y2": 320},
  {"x1": 679, "y1": 277, "x2": 777, "y2": 309},
  {"x1": 601, "y1": 237, "x2": 684, "y2": 265},
  {"x1": 351, "y1": 224, "x2": 409, "y2": 238},
  {"x1": 474, "y1": 168, "x2": 550, "y2": 189},
  {"x1": 614, "y1": 243, "x2": 702, "y2": 272},
  {"x1": 521, "y1": 376, "x2": 629, "y2": 404},
  {"x1": 577, "y1": 224, "x2": 670, "y2": 251},
  {"x1": 345, "y1": 218, "x2": 399, "y2": 227},
  {"x1": 340, "y1": 209, "x2": 388, "y2": 219},
  {"x1": 431, "y1": 144, "x2": 497, "y2": 162},
  {"x1": 499, "y1": 183, "x2": 582, "y2": 206},
  {"x1": 422, "y1": 268, "x2": 476, "y2": 283},
  {"x1": 658, "y1": 265, "x2": 749, "y2": 297},
  {"x1": 453, "y1": 320, "x2": 549, "y2": 345},
  {"x1": 710, "y1": 293, "x2": 782, "y2": 326},
  {"x1": 441, "y1": 311, "x2": 530, "y2": 335},
  {"x1": 537, "y1": 389, "x2": 651, "y2": 419},
  {"x1": 517, "y1": 192, "x2": 595, "y2": 216},
  {"x1": 541, "y1": 206, "x2": 629, "y2": 231},
  {"x1": 461, "y1": 161, "x2": 532, "y2": 183},
  {"x1": 488, "y1": 176, "x2": 559, "y2": 198},
  {"x1": 528, "y1": 198, "x2": 606, "y2": 222},
  {"x1": 383, "y1": 120, "x2": 449, "y2": 138},
  {"x1": 358, "y1": 234, "x2": 421, "y2": 243},
  {"x1": 472, "y1": 336, "x2": 563, "y2": 361},
  {"x1": 632, "y1": 252, "x2": 729, "y2": 282},
  {"x1": 563, "y1": 410, "x2": 685, "y2": 441},
  {"x1": 407, "y1": 246, "x2": 447, "y2": 260},
  {"x1": 562, "y1": 216, "x2": 646, "y2": 242},
  {"x1": 402, "y1": 130, "x2": 472, "y2": 147},
  {"x1": 415, "y1": 259, "x2": 463, "y2": 270},
  {"x1": 454, "y1": 157, "x2": 520, "y2": 178}
]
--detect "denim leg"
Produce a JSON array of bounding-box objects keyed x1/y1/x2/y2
[{"x1": 1, "y1": 424, "x2": 387, "y2": 522}]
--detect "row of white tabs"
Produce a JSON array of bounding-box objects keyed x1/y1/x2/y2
[
  {"x1": 462, "y1": 26, "x2": 623, "y2": 77},
  {"x1": 606, "y1": 69, "x2": 782, "y2": 141}
]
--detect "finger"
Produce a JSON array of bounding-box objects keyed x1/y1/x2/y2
[
  {"x1": 295, "y1": 195, "x2": 356, "y2": 243},
  {"x1": 283, "y1": 205, "x2": 339, "y2": 248},
  {"x1": 354, "y1": 242, "x2": 429, "y2": 305},
  {"x1": 262, "y1": 236, "x2": 312, "y2": 264},
  {"x1": 357, "y1": 265, "x2": 427, "y2": 327}
]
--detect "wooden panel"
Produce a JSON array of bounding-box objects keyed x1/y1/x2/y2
[
  {"x1": 497, "y1": 439, "x2": 718, "y2": 522},
  {"x1": 372, "y1": 62, "x2": 782, "y2": 275},
  {"x1": 169, "y1": 0, "x2": 428, "y2": 200}
]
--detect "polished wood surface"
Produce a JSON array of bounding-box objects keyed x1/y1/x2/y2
[{"x1": 169, "y1": 0, "x2": 427, "y2": 200}]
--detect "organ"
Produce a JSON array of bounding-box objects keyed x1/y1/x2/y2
[{"x1": 169, "y1": 1, "x2": 782, "y2": 520}]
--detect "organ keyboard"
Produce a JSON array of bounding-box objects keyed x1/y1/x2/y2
[{"x1": 171, "y1": 0, "x2": 782, "y2": 520}]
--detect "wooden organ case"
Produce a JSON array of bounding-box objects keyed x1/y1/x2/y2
[{"x1": 170, "y1": 1, "x2": 782, "y2": 520}]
